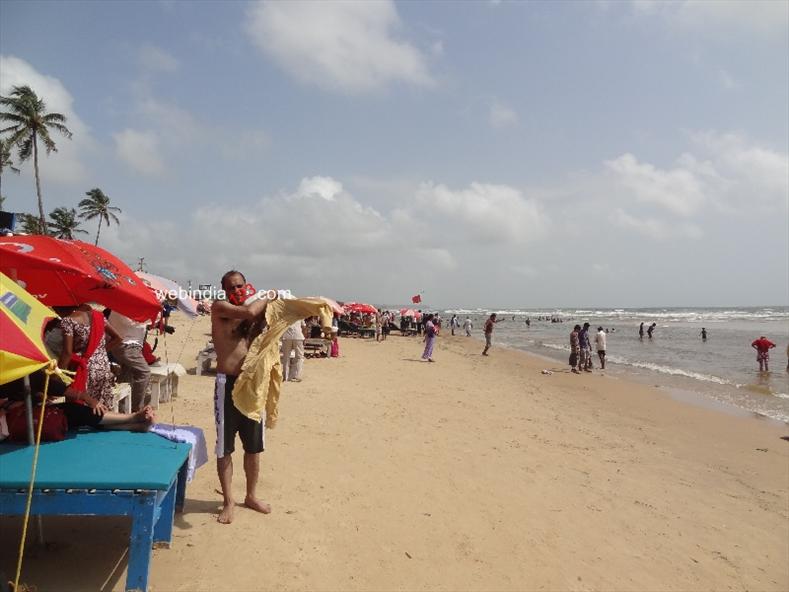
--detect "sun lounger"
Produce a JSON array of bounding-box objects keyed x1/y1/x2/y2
[{"x1": 0, "y1": 431, "x2": 191, "y2": 592}]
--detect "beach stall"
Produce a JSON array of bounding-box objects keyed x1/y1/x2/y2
[{"x1": 0, "y1": 252, "x2": 191, "y2": 591}]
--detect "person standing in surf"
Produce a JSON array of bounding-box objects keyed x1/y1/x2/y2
[{"x1": 751, "y1": 336, "x2": 776, "y2": 372}]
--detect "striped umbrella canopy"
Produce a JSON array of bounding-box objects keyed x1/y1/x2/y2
[
  {"x1": 136, "y1": 271, "x2": 198, "y2": 317},
  {"x1": 0, "y1": 272, "x2": 58, "y2": 385}
]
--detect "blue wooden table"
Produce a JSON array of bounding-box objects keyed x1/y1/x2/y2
[{"x1": 0, "y1": 430, "x2": 191, "y2": 592}]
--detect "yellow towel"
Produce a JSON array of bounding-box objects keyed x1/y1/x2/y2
[{"x1": 232, "y1": 298, "x2": 333, "y2": 426}]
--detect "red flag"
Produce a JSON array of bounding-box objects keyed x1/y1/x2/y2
[{"x1": 411, "y1": 294, "x2": 422, "y2": 304}]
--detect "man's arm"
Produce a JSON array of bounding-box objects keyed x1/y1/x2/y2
[{"x1": 212, "y1": 295, "x2": 273, "y2": 320}]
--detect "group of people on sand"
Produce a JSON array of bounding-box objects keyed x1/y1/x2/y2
[
  {"x1": 1, "y1": 303, "x2": 158, "y2": 442},
  {"x1": 569, "y1": 323, "x2": 607, "y2": 374},
  {"x1": 419, "y1": 312, "x2": 501, "y2": 362}
]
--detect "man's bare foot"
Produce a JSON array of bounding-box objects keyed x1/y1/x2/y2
[
  {"x1": 244, "y1": 495, "x2": 271, "y2": 514},
  {"x1": 217, "y1": 501, "x2": 235, "y2": 524}
]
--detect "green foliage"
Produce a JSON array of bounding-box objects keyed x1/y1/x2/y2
[
  {"x1": 0, "y1": 85, "x2": 73, "y2": 234},
  {"x1": 79, "y1": 187, "x2": 122, "y2": 245},
  {"x1": 17, "y1": 213, "x2": 46, "y2": 234},
  {"x1": 48, "y1": 206, "x2": 87, "y2": 239}
]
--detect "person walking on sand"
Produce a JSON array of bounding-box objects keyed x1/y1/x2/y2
[
  {"x1": 647, "y1": 323, "x2": 656, "y2": 339},
  {"x1": 751, "y1": 336, "x2": 776, "y2": 372},
  {"x1": 639, "y1": 322, "x2": 645, "y2": 340},
  {"x1": 569, "y1": 324, "x2": 581, "y2": 374},
  {"x1": 211, "y1": 270, "x2": 277, "y2": 524},
  {"x1": 463, "y1": 317, "x2": 473, "y2": 337},
  {"x1": 595, "y1": 326, "x2": 607, "y2": 370},
  {"x1": 421, "y1": 313, "x2": 437, "y2": 362},
  {"x1": 482, "y1": 313, "x2": 499, "y2": 356},
  {"x1": 700, "y1": 328, "x2": 707, "y2": 341}
]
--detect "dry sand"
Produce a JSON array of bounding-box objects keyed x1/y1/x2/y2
[{"x1": 3, "y1": 314, "x2": 788, "y2": 591}]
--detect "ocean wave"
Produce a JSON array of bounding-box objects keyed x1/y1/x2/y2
[
  {"x1": 623, "y1": 360, "x2": 733, "y2": 385},
  {"x1": 441, "y1": 307, "x2": 788, "y2": 323},
  {"x1": 542, "y1": 343, "x2": 569, "y2": 352}
]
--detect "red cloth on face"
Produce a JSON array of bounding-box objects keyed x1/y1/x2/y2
[{"x1": 69, "y1": 310, "x2": 105, "y2": 393}]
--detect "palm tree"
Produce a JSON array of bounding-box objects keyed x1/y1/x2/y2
[
  {"x1": 48, "y1": 207, "x2": 87, "y2": 239},
  {"x1": 0, "y1": 138, "x2": 21, "y2": 202},
  {"x1": 78, "y1": 188, "x2": 121, "y2": 246},
  {"x1": 17, "y1": 212, "x2": 46, "y2": 234},
  {"x1": 0, "y1": 85, "x2": 72, "y2": 234}
]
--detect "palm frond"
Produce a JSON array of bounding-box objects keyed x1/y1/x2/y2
[{"x1": 17, "y1": 136, "x2": 33, "y2": 161}]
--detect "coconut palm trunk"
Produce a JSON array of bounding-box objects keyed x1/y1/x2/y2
[
  {"x1": 94, "y1": 216, "x2": 103, "y2": 245},
  {"x1": 32, "y1": 133, "x2": 46, "y2": 234}
]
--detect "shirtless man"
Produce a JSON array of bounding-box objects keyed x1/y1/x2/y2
[{"x1": 212, "y1": 270, "x2": 276, "y2": 524}]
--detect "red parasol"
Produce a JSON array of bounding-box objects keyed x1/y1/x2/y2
[
  {"x1": 399, "y1": 308, "x2": 422, "y2": 319},
  {"x1": 342, "y1": 302, "x2": 378, "y2": 315},
  {"x1": 0, "y1": 236, "x2": 161, "y2": 322}
]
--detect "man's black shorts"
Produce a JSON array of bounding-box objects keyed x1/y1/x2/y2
[{"x1": 214, "y1": 373, "x2": 264, "y2": 458}]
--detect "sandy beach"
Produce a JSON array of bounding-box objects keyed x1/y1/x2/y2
[{"x1": 2, "y1": 313, "x2": 787, "y2": 592}]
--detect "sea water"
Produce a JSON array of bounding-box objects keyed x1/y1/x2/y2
[{"x1": 442, "y1": 307, "x2": 789, "y2": 423}]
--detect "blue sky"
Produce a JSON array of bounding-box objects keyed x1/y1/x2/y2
[{"x1": 1, "y1": 0, "x2": 787, "y2": 308}]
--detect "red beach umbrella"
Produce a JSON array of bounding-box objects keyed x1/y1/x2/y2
[
  {"x1": 399, "y1": 308, "x2": 421, "y2": 319},
  {"x1": 0, "y1": 236, "x2": 160, "y2": 322},
  {"x1": 342, "y1": 302, "x2": 378, "y2": 315}
]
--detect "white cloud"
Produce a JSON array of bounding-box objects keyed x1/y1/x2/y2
[
  {"x1": 610, "y1": 208, "x2": 703, "y2": 240},
  {"x1": 628, "y1": 0, "x2": 788, "y2": 38},
  {"x1": 245, "y1": 0, "x2": 434, "y2": 93},
  {"x1": 113, "y1": 129, "x2": 165, "y2": 175},
  {"x1": 489, "y1": 100, "x2": 518, "y2": 129},
  {"x1": 119, "y1": 95, "x2": 269, "y2": 165},
  {"x1": 99, "y1": 176, "x2": 548, "y2": 300},
  {"x1": 395, "y1": 181, "x2": 548, "y2": 246},
  {"x1": 605, "y1": 153, "x2": 707, "y2": 217},
  {"x1": 0, "y1": 55, "x2": 92, "y2": 185},
  {"x1": 138, "y1": 44, "x2": 179, "y2": 73},
  {"x1": 294, "y1": 176, "x2": 344, "y2": 202},
  {"x1": 690, "y1": 131, "x2": 789, "y2": 201}
]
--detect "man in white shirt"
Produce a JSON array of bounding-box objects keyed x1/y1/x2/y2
[
  {"x1": 595, "y1": 326, "x2": 607, "y2": 370},
  {"x1": 107, "y1": 310, "x2": 151, "y2": 410},
  {"x1": 281, "y1": 319, "x2": 306, "y2": 382}
]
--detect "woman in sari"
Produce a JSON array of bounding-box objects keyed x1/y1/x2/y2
[
  {"x1": 421, "y1": 314, "x2": 437, "y2": 363},
  {"x1": 57, "y1": 305, "x2": 122, "y2": 415}
]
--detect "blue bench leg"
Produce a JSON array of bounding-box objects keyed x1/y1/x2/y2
[
  {"x1": 127, "y1": 493, "x2": 156, "y2": 592},
  {"x1": 175, "y1": 460, "x2": 188, "y2": 512},
  {"x1": 153, "y1": 481, "x2": 176, "y2": 546}
]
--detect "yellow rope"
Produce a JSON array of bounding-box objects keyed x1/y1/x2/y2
[{"x1": 13, "y1": 365, "x2": 52, "y2": 591}]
